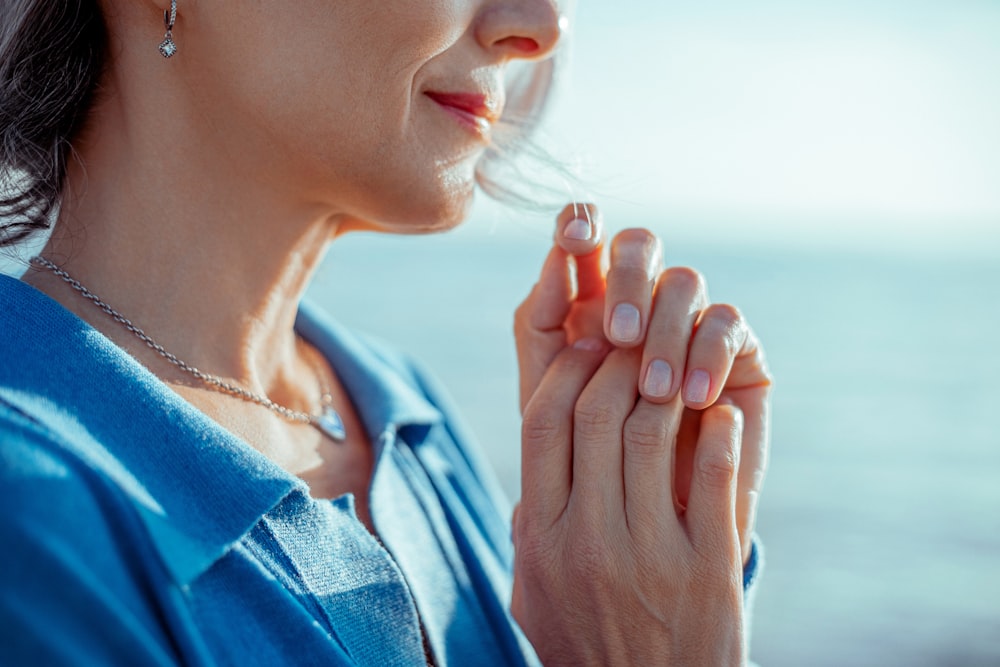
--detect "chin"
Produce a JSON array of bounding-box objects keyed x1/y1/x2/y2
[
  {"x1": 389, "y1": 161, "x2": 478, "y2": 234},
  {"x1": 397, "y1": 190, "x2": 474, "y2": 235},
  {"x1": 339, "y1": 177, "x2": 475, "y2": 237}
]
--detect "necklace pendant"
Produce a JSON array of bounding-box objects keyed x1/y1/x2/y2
[{"x1": 313, "y1": 405, "x2": 347, "y2": 442}]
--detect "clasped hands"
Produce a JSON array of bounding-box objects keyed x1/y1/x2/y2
[{"x1": 511, "y1": 204, "x2": 772, "y2": 666}]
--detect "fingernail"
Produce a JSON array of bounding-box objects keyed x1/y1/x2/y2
[
  {"x1": 684, "y1": 369, "x2": 711, "y2": 403},
  {"x1": 563, "y1": 217, "x2": 592, "y2": 241},
  {"x1": 642, "y1": 359, "x2": 673, "y2": 397},
  {"x1": 610, "y1": 303, "x2": 641, "y2": 342},
  {"x1": 573, "y1": 337, "x2": 605, "y2": 352}
]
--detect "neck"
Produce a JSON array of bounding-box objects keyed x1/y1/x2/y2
[{"x1": 23, "y1": 62, "x2": 346, "y2": 401}]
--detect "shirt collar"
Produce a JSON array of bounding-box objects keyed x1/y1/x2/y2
[
  {"x1": 0, "y1": 276, "x2": 441, "y2": 586},
  {"x1": 295, "y1": 301, "x2": 442, "y2": 443}
]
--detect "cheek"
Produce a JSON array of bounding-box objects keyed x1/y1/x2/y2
[{"x1": 195, "y1": 0, "x2": 478, "y2": 226}]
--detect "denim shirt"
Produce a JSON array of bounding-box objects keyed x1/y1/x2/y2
[{"x1": 0, "y1": 275, "x2": 760, "y2": 666}]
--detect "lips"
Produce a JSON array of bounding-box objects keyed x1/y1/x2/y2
[{"x1": 425, "y1": 91, "x2": 501, "y2": 134}]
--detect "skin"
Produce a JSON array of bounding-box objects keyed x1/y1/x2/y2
[
  {"x1": 512, "y1": 207, "x2": 772, "y2": 665},
  {"x1": 20, "y1": 0, "x2": 771, "y2": 663}
]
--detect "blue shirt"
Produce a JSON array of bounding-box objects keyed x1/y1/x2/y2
[{"x1": 0, "y1": 275, "x2": 760, "y2": 666}]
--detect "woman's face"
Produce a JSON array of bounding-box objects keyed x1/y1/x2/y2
[{"x1": 180, "y1": 0, "x2": 562, "y2": 233}]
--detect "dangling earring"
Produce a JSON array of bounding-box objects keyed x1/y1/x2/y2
[{"x1": 158, "y1": 0, "x2": 178, "y2": 58}]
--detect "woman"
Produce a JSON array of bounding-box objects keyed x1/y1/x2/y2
[{"x1": 0, "y1": 1, "x2": 771, "y2": 665}]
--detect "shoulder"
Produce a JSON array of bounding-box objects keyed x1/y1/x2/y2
[
  {"x1": 0, "y1": 399, "x2": 151, "y2": 580},
  {"x1": 0, "y1": 401, "x2": 178, "y2": 664},
  {"x1": 1, "y1": 399, "x2": 88, "y2": 510},
  {"x1": 0, "y1": 398, "x2": 108, "y2": 515}
]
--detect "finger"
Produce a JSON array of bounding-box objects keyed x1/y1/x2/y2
[
  {"x1": 736, "y1": 397, "x2": 768, "y2": 564},
  {"x1": 604, "y1": 229, "x2": 663, "y2": 347},
  {"x1": 673, "y1": 407, "x2": 702, "y2": 513},
  {"x1": 686, "y1": 404, "x2": 743, "y2": 561},
  {"x1": 681, "y1": 304, "x2": 749, "y2": 409},
  {"x1": 571, "y1": 347, "x2": 642, "y2": 516},
  {"x1": 638, "y1": 267, "x2": 709, "y2": 403},
  {"x1": 722, "y1": 384, "x2": 771, "y2": 564},
  {"x1": 622, "y1": 395, "x2": 685, "y2": 543},
  {"x1": 521, "y1": 338, "x2": 610, "y2": 527},
  {"x1": 514, "y1": 245, "x2": 574, "y2": 412},
  {"x1": 554, "y1": 202, "x2": 606, "y2": 301}
]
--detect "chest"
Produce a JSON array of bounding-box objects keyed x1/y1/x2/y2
[{"x1": 296, "y1": 433, "x2": 375, "y2": 528}]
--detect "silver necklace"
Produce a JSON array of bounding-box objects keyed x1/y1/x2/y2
[{"x1": 30, "y1": 256, "x2": 347, "y2": 442}]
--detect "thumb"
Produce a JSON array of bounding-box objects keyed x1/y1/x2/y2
[
  {"x1": 514, "y1": 244, "x2": 574, "y2": 412},
  {"x1": 514, "y1": 203, "x2": 608, "y2": 413},
  {"x1": 553, "y1": 202, "x2": 605, "y2": 302}
]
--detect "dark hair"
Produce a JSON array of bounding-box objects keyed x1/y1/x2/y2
[
  {"x1": 0, "y1": 1, "x2": 106, "y2": 250},
  {"x1": 0, "y1": 2, "x2": 566, "y2": 253}
]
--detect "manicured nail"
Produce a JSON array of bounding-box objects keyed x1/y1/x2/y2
[
  {"x1": 642, "y1": 359, "x2": 673, "y2": 397},
  {"x1": 684, "y1": 369, "x2": 711, "y2": 403},
  {"x1": 563, "y1": 217, "x2": 593, "y2": 241},
  {"x1": 609, "y1": 303, "x2": 641, "y2": 342},
  {"x1": 573, "y1": 337, "x2": 605, "y2": 352}
]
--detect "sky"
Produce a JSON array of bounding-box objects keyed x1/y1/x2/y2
[{"x1": 477, "y1": 0, "x2": 1000, "y2": 257}]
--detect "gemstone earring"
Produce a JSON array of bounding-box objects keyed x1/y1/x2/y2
[{"x1": 158, "y1": 0, "x2": 178, "y2": 58}]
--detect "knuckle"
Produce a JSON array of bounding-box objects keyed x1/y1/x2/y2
[
  {"x1": 661, "y1": 266, "x2": 704, "y2": 295},
  {"x1": 573, "y1": 400, "x2": 619, "y2": 434},
  {"x1": 623, "y1": 413, "x2": 669, "y2": 453},
  {"x1": 513, "y1": 299, "x2": 533, "y2": 330},
  {"x1": 521, "y1": 410, "x2": 565, "y2": 446},
  {"x1": 702, "y1": 304, "x2": 747, "y2": 354},
  {"x1": 698, "y1": 449, "x2": 738, "y2": 489},
  {"x1": 706, "y1": 302, "x2": 743, "y2": 327},
  {"x1": 762, "y1": 368, "x2": 776, "y2": 389},
  {"x1": 513, "y1": 301, "x2": 526, "y2": 324}
]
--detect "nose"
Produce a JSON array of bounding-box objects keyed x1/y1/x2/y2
[{"x1": 475, "y1": 0, "x2": 563, "y2": 61}]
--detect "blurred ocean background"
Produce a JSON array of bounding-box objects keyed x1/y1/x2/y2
[{"x1": 311, "y1": 0, "x2": 1000, "y2": 665}]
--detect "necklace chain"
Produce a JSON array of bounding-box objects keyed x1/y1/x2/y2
[{"x1": 30, "y1": 256, "x2": 339, "y2": 433}]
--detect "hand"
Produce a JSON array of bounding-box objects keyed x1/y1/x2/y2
[
  {"x1": 511, "y1": 341, "x2": 748, "y2": 665},
  {"x1": 514, "y1": 203, "x2": 771, "y2": 563}
]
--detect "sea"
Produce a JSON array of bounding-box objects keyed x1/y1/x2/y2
[{"x1": 308, "y1": 218, "x2": 1000, "y2": 667}]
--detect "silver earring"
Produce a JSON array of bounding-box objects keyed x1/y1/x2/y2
[{"x1": 158, "y1": 0, "x2": 178, "y2": 58}]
